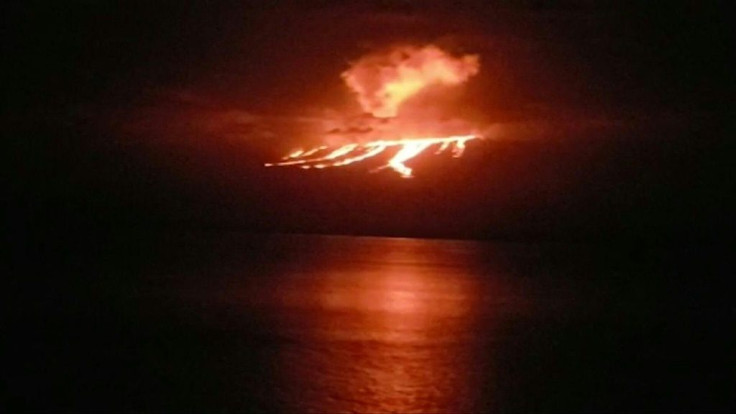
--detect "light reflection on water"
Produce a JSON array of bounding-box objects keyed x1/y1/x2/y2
[
  {"x1": 16, "y1": 232, "x2": 725, "y2": 411},
  {"x1": 182, "y1": 235, "x2": 529, "y2": 412}
]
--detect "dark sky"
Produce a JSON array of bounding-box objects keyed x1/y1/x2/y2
[{"x1": 7, "y1": 0, "x2": 733, "y2": 242}]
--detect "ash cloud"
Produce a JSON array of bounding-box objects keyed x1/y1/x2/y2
[{"x1": 341, "y1": 44, "x2": 479, "y2": 118}]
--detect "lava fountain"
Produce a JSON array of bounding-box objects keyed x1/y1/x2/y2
[{"x1": 266, "y1": 45, "x2": 481, "y2": 178}]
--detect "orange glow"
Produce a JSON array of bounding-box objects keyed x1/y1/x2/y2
[
  {"x1": 385, "y1": 141, "x2": 433, "y2": 178},
  {"x1": 342, "y1": 45, "x2": 479, "y2": 118},
  {"x1": 265, "y1": 134, "x2": 477, "y2": 178},
  {"x1": 265, "y1": 44, "x2": 481, "y2": 177},
  {"x1": 264, "y1": 236, "x2": 492, "y2": 413}
]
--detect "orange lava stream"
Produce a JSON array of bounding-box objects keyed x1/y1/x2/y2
[{"x1": 265, "y1": 134, "x2": 477, "y2": 178}]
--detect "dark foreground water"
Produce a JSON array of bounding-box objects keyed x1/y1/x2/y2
[{"x1": 9, "y1": 233, "x2": 734, "y2": 412}]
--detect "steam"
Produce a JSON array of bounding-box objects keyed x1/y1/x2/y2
[{"x1": 341, "y1": 45, "x2": 480, "y2": 118}]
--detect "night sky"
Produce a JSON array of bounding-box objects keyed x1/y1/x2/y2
[
  {"x1": 7, "y1": 0, "x2": 733, "y2": 242},
  {"x1": 6, "y1": 4, "x2": 735, "y2": 412}
]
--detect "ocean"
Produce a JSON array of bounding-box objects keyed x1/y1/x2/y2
[{"x1": 8, "y1": 232, "x2": 733, "y2": 412}]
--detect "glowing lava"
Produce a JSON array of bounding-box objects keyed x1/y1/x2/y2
[
  {"x1": 265, "y1": 44, "x2": 481, "y2": 177},
  {"x1": 265, "y1": 134, "x2": 476, "y2": 178}
]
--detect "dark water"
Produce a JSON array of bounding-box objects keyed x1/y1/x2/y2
[{"x1": 9, "y1": 233, "x2": 734, "y2": 412}]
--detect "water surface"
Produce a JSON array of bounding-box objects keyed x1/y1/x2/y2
[{"x1": 10, "y1": 233, "x2": 733, "y2": 412}]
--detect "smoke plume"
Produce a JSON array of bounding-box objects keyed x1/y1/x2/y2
[{"x1": 341, "y1": 45, "x2": 480, "y2": 118}]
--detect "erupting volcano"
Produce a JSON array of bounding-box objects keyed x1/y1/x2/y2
[{"x1": 266, "y1": 45, "x2": 481, "y2": 178}]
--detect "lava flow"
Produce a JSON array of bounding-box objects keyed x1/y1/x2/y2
[
  {"x1": 265, "y1": 45, "x2": 481, "y2": 178},
  {"x1": 265, "y1": 134, "x2": 476, "y2": 178}
]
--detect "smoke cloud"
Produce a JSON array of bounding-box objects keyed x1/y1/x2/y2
[{"x1": 341, "y1": 45, "x2": 480, "y2": 118}]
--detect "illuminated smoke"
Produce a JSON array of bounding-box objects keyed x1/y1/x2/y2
[{"x1": 341, "y1": 45, "x2": 479, "y2": 118}]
